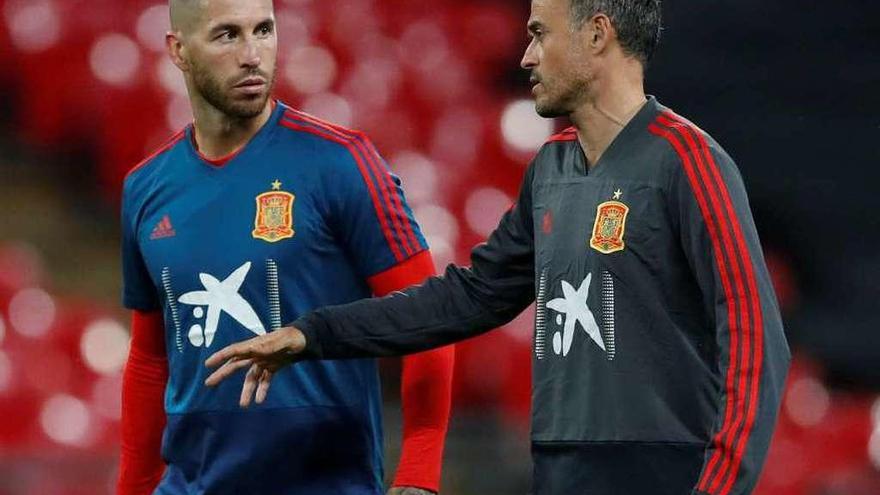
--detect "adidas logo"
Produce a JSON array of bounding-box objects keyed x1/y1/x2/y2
[{"x1": 150, "y1": 215, "x2": 176, "y2": 240}]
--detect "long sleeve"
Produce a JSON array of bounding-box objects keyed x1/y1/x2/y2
[
  {"x1": 117, "y1": 310, "x2": 168, "y2": 495},
  {"x1": 295, "y1": 163, "x2": 538, "y2": 360},
  {"x1": 655, "y1": 118, "x2": 791, "y2": 495},
  {"x1": 367, "y1": 251, "x2": 454, "y2": 493}
]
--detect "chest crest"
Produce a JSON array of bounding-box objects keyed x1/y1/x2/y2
[
  {"x1": 590, "y1": 190, "x2": 629, "y2": 254},
  {"x1": 253, "y1": 180, "x2": 295, "y2": 243}
]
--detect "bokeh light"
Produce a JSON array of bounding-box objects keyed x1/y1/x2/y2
[
  {"x1": 392, "y1": 151, "x2": 437, "y2": 206},
  {"x1": 157, "y1": 56, "x2": 188, "y2": 96},
  {"x1": 302, "y1": 93, "x2": 352, "y2": 128},
  {"x1": 136, "y1": 4, "x2": 170, "y2": 53},
  {"x1": 285, "y1": 45, "x2": 338, "y2": 95},
  {"x1": 341, "y1": 55, "x2": 401, "y2": 113},
  {"x1": 872, "y1": 396, "x2": 880, "y2": 426},
  {"x1": 431, "y1": 108, "x2": 483, "y2": 168},
  {"x1": 0, "y1": 350, "x2": 12, "y2": 393},
  {"x1": 5, "y1": 0, "x2": 62, "y2": 53},
  {"x1": 870, "y1": 397, "x2": 880, "y2": 470},
  {"x1": 784, "y1": 377, "x2": 830, "y2": 427},
  {"x1": 90, "y1": 34, "x2": 142, "y2": 87},
  {"x1": 8, "y1": 288, "x2": 56, "y2": 338},
  {"x1": 501, "y1": 99, "x2": 553, "y2": 153},
  {"x1": 91, "y1": 374, "x2": 123, "y2": 421},
  {"x1": 399, "y1": 20, "x2": 449, "y2": 75},
  {"x1": 414, "y1": 204, "x2": 460, "y2": 269},
  {"x1": 414, "y1": 204, "x2": 459, "y2": 247},
  {"x1": 40, "y1": 394, "x2": 93, "y2": 447},
  {"x1": 465, "y1": 187, "x2": 511, "y2": 238},
  {"x1": 275, "y1": 7, "x2": 312, "y2": 48},
  {"x1": 870, "y1": 424, "x2": 880, "y2": 470},
  {"x1": 80, "y1": 318, "x2": 130, "y2": 375}
]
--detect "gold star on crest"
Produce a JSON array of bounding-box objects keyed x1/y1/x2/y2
[
  {"x1": 271, "y1": 180, "x2": 283, "y2": 191},
  {"x1": 613, "y1": 189, "x2": 623, "y2": 200}
]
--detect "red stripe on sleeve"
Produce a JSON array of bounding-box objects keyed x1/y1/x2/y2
[
  {"x1": 661, "y1": 113, "x2": 765, "y2": 495},
  {"x1": 649, "y1": 117, "x2": 757, "y2": 495},
  {"x1": 359, "y1": 137, "x2": 422, "y2": 255},
  {"x1": 284, "y1": 110, "x2": 417, "y2": 258},
  {"x1": 655, "y1": 115, "x2": 750, "y2": 492},
  {"x1": 279, "y1": 117, "x2": 405, "y2": 263}
]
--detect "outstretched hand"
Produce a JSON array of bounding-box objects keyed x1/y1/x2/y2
[{"x1": 204, "y1": 326, "x2": 307, "y2": 407}]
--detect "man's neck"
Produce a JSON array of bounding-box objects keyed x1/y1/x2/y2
[
  {"x1": 191, "y1": 97, "x2": 273, "y2": 160},
  {"x1": 569, "y1": 64, "x2": 646, "y2": 168}
]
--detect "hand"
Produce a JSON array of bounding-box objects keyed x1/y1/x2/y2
[
  {"x1": 203, "y1": 326, "x2": 307, "y2": 407},
  {"x1": 387, "y1": 488, "x2": 436, "y2": 495}
]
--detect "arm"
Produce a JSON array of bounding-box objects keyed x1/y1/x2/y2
[
  {"x1": 651, "y1": 116, "x2": 790, "y2": 495},
  {"x1": 295, "y1": 162, "x2": 538, "y2": 360},
  {"x1": 368, "y1": 252, "x2": 454, "y2": 494},
  {"x1": 118, "y1": 178, "x2": 168, "y2": 494},
  {"x1": 117, "y1": 310, "x2": 168, "y2": 495},
  {"x1": 204, "y1": 163, "x2": 538, "y2": 400}
]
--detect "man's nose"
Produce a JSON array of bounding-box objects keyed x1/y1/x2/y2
[
  {"x1": 240, "y1": 39, "x2": 261, "y2": 68},
  {"x1": 521, "y1": 40, "x2": 538, "y2": 70}
]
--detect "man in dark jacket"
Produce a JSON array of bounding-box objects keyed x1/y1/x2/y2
[{"x1": 205, "y1": 1, "x2": 791, "y2": 494}]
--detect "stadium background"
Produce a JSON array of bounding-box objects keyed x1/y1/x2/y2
[{"x1": 0, "y1": 0, "x2": 878, "y2": 493}]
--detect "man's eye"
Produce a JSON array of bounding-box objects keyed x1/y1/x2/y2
[{"x1": 258, "y1": 26, "x2": 272, "y2": 36}]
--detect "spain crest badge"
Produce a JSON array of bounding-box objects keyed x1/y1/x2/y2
[
  {"x1": 590, "y1": 191, "x2": 629, "y2": 254},
  {"x1": 252, "y1": 180, "x2": 295, "y2": 243}
]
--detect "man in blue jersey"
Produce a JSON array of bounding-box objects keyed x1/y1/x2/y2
[{"x1": 117, "y1": 1, "x2": 454, "y2": 494}]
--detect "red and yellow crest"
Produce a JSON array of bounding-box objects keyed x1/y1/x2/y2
[
  {"x1": 252, "y1": 181, "x2": 295, "y2": 243},
  {"x1": 590, "y1": 200, "x2": 629, "y2": 254}
]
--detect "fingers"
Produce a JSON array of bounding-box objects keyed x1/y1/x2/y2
[
  {"x1": 240, "y1": 364, "x2": 261, "y2": 408},
  {"x1": 204, "y1": 357, "x2": 253, "y2": 387},
  {"x1": 255, "y1": 369, "x2": 273, "y2": 405},
  {"x1": 205, "y1": 341, "x2": 252, "y2": 369},
  {"x1": 239, "y1": 367, "x2": 273, "y2": 408}
]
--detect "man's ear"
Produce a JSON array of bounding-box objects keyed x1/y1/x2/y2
[
  {"x1": 587, "y1": 13, "x2": 614, "y2": 53},
  {"x1": 166, "y1": 31, "x2": 189, "y2": 72}
]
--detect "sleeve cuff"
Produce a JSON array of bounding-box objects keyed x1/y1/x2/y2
[
  {"x1": 367, "y1": 249, "x2": 435, "y2": 297},
  {"x1": 292, "y1": 313, "x2": 325, "y2": 360}
]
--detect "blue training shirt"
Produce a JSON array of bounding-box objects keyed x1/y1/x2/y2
[{"x1": 121, "y1": 101, "x2": 428, "y2": 494}]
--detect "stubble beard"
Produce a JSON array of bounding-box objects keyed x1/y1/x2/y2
[
  {"x1": 534, "y1": 76, "x2": 589, "y2": 119},
  {"x1": 190, "y1": 59, "x2": 275, "y2": 120}
]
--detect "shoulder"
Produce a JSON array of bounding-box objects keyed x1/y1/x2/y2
[
  {"x1": 527, "y1": 127, "x2": 580, "y2": 181},
  {"x1": 645, "y1": 109, "x2": 739, "y2": 183},
  {"x1": 123, "y1": 128, "x2": 187, "y2": 199},
  {"x1": 275, "y1": 106, "x2": 382, "y2": 171},
  {"x1": 533, "y1": 126, "x2": 578, "y2": 161}
]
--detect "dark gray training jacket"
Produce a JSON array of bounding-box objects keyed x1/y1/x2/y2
[{"x1": 295, "y1": 98, "x2": 791, "y2": 495}]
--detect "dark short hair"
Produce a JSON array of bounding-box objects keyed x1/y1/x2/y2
[{"x1": 570, "y1": 0, "x2": 662, "y2": 65}]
